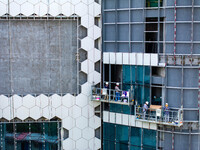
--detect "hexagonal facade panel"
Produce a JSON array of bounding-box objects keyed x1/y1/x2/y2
[
  {"x1": 0, "y1": 95, "x2": 9, "y2": 109},
  {"x1": 76, "y1": 138, "x2": 88, "y2": 150},
  {"x1": 23, "y1": 95, "x2": 36, "y2": 109},
  {"x1": 30, "y1": 106, "x2": 41, "y2": 120},
  {"x1": 76, "y1": 94, "x2": 88, "y2": 107},
  {"x1": 16, "y1": 106, "x2": 29, "y2": 120},
  {"x1": 76, "y1": 116, "x2": 88, "y2": 129},
  {"x1": 82, "y1": 127, "x2": 94, "y2": 140},
  {"x1": 69, "y1": 127, "x2": 81, "y2": 141}
]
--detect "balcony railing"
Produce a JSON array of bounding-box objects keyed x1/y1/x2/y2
[
  {"x1": 91, "y1": 87, "x2": 133, "y2": 105},
  {"x1": 135, "y1": 106, "x2": 183, "y2": 126}
]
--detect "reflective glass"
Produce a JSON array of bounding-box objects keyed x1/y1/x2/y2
[
  {"x1": 143, "y1": 129, "x2": 156, "y2": 149},
  {"x1": 130, "y1": 127, "x2": 141, "y2": 147},
  {"x1": 116, "y1": 125, "x2": 129, "y2": 144}
]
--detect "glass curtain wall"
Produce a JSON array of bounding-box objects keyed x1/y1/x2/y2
[
  {"x1": 122, "y1": 65, "x2": 150, "y2": 105},
  {"x1": 103, "y1": 122, "x2": 156, "y2": 150}
]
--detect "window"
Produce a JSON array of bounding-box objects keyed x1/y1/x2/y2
[{"x1": 146, "y1": 0, "x2": 163, "y2": 7}]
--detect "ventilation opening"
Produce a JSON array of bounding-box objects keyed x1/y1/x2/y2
[
  {"x1": 95, "y1": 127, "x2": 101, "y2": 139},
  {"x1": 152, "y1": 67, "x2": 165, "y2": 77}
]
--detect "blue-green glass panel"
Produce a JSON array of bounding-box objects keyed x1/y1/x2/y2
[
  {"x1": 103, "y1": 140, "x2": 115, "y2": 150},
  {"x1": 130, "y1": 145, "x2": 142, "y2": 150},
  {"x1": 122, "y1": 105, "x2": 131, "y2": 114},
  {"x1": 116, "y1": 142, "x2": 129, "y2": 150},
  {"x1": 116, "y1": 125, "x2": 129, "y2": 144},
  {"x1": 123, "y1": 65, "x2": 131, "y2": 84},
  {"x1": 136, "y1": 66, "x2": 144, "y2": 84},
  {"x1": 144, "y1": 86, "x2": 150, "y2": 103},
  {"x1": 143, "y1": 129, "x2": 156, "y2": 149},
  {"x1": 144, "y1": 66, "x2": 150, "y2": 84},
  {"x1": 103, "y1": 123, "x2": 115, "y2": 141},
  {"x1": 110, "y1": 104, "x2": 122, "y2": 113},
  {"x1": 135, "y1": 85, "x2": 144, "y2": 105},
  {"x1": 130, "y1": 127, "x2": 141, "y2": 147}
]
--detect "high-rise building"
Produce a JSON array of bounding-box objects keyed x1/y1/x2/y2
[
  {"x1": 99, "y1": 0, "x2": 200, "y2": 150},
  {"x1": 0, "y1": 0, "x2": 200, "y2": 150},
  {"x1": 0, "y1": 1, "x2": 101, "y2": 150}
]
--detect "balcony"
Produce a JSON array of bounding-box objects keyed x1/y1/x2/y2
[
  {"x1": 91, "y1": 87, "x2": 134, "y2": 105},
  {"x1": 135, "y1": 106, "x2": 183, "y2": 127}
]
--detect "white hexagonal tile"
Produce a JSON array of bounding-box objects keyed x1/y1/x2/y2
[
  {"x1": 2, "y1": 106, "x2": 11, "y2": 120},
  {"x1": 0, "y1": 95, "x2": 9, "y2": 109},
  {"x1": 88, "y1": 71, "x2": 101, "y2": 84},
  {"x1": 49, "y1": 2, "x2": 61, "y2": 16},
  {"x1": 82, "y1": 105, "x2": 94, "y2": 118},
  {"x1": 15, "y1": 0, "x2": 27, "y2": 5},
  {"x1": 88, "y1": 25, "x2": 101, "y2": 40},
  {"x1": 63, "y1": 138, "x2": 75, "y2": 150},
  {"x1": 75, "y1": 2, "x2": 88, "y2": 17},
  {"x1": 16, "y1": 106, "x2": 29, "y2": 120},
  {"x1": 34, "y1": 2, "x2": 48, "y2": 16},
  {"x1": 76, "y1": 116, "x2": 88, "y2": 129},
  {"x1": 82, "y1": 127, "x2": 94, "y2": 140},
  {"x1": 88, "y1": 48, "x2": 101, "y2": 62},
  {"x1": 55, "y1": 106, "x2": 69, "y2": 119},
  {"x1": 81, "y1": 82, "x2": 92, "y2": 96},
  {"x1": 30, "y1": 106, "x2": 41, "y2": 120},
  {"x1": 21, "y1": 2, "x2": 34, "y2": 16},
  {"x1": 51, "y1": 94, "x2": 61, "y2": 108},
  {"x1": 62, "y1": 94, "x2": 75, "y2": 108},
  {"x1": 81, "y1": 37, "x2": 94, "y2": 51},
  {"x1": 63, "y1": 117, "x2": 75, "y2": 130},
  {"x1": 28, "y1": 0, "x2": 40, "y2": 5},
  {"x1": 0, "y1": 2, "x2": 7, "y2": 16},
  {"x1": 71, "y1": 0, "x2": 81, "y2": 5},
  {"x1": 76, "y1": 94, "x2": 88, "y2": 107},
  {"x1": 81, "y1": 15, "x2": 94, "y2": 28},
  {"x1": 0, "y1": 0, "x2": 8, "y2": 5},
  {"x1": 89, "y1": 116, "x2": 101, "y2": 129},
  {"x1": 9, "y1": 2, "x2": 20, "y2": 16},
  {"x1": 35, "y1": 94, "x2": 49, "y2": 108},
  {"x1": 89, "y1": 138, "x2": 101, "y2": 150},
  {"x1": 69, "y1": 105, "x2": 81, "y2": 119},
  {"x1": 81, "y1": 60, "x2": 94, "y2": 74},
  {"x1": 62, "y1": 2, "x2": 74, "y2": 17},
  {"x1": 13, "y1": 95, "x2": 22, "y2": 109},
  {"x1": 23, "y1": 95, "x2": 36, "y2": 108},
  {"x1": 76, "y1": 138, "x2": 88, "y2": 150},
  {"x1": 69, "y1": 127, "x2": 81, "y2": 140}
]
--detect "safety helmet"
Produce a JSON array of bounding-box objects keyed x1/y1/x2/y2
[
  {"x1": 106, "y1": 82, "x2": 109, "y2": 85},
  {"x1": 146, "y1": 101, "x2": 149, "y2": 105},
  {"x1": 165, "y1": 103, "x2": 168, "y2": 106},
  {"x1": 116, "y1": 83, "x2": 119, "y2": 86}
]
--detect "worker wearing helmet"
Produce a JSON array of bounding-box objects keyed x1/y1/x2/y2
[
  {"x1": 164, "y1": 103, "x2": 170, "y2": 122},
  {"x1": 143, "y1": 101, "x2": 149, "y2": 119},
  {"x1": 115, "y1": 83, "x2": 121, "y2": 101}
]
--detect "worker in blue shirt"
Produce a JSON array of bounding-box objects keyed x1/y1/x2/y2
[{"x1": 164, "y1": 103, "x2": 170, "y2": 122}]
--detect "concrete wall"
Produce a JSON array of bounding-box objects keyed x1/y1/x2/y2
[{"x1": 0, "y1": 20, "x2": 78, "y2": 95}]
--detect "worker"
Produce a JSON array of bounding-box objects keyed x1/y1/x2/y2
[
  {"x1": 164, "y1": 103, "x2": 170, "y2": 122},
  {"x1": 104, "y1": 82, "x2": 109, "y2": 100},
  {"x1": 143, "y1": 101, "x2": 149, "y2": 119},
  {"x1": 115, "y1": 83, "x2": 121, "y2": 101}
]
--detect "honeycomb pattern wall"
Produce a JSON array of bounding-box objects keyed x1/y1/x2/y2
[{"x1": 0, "y1": 0, "x2": 101, "y2": 149}]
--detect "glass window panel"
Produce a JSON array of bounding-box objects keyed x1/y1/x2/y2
[
  {"x1": 103, "y1": 123, "x2": 115, "y2": 141},
  {"x1": 144, "y1": 86, "x2": 150, "y2": 103},
  {"x1": 137, "y1": 66, "x2": 144, "y2": 84},
  {"x1": 122, "y1": 105, "x2": 131, "y2": 114},
  {"x1": 116, "y1": 142, "x2": 129, "y2": 150},
  {"x1": 130, "y1": 127, "x2": 141, "y2": 147},
  {"x1": 144, "y1": 66, "x2": 150, "y2": 84},
  {"x1": 110, "y1": 104, "x2": 122, "y2": 113},
  {"x1": 116, "y1": 125, "x2": 129, "y2": 144},
  {"x1": 130, "y1": 145, "x2": 142, "y2": 150},
  {"x1": 103, "y1": 140, "x2": 115, "y2": 150},
  {"x1": 143, "y1": 129, "x2": 157, "y2": 149},
  {"x1": 135, "y1": 85, "x2": 144, "y2": 105}
]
